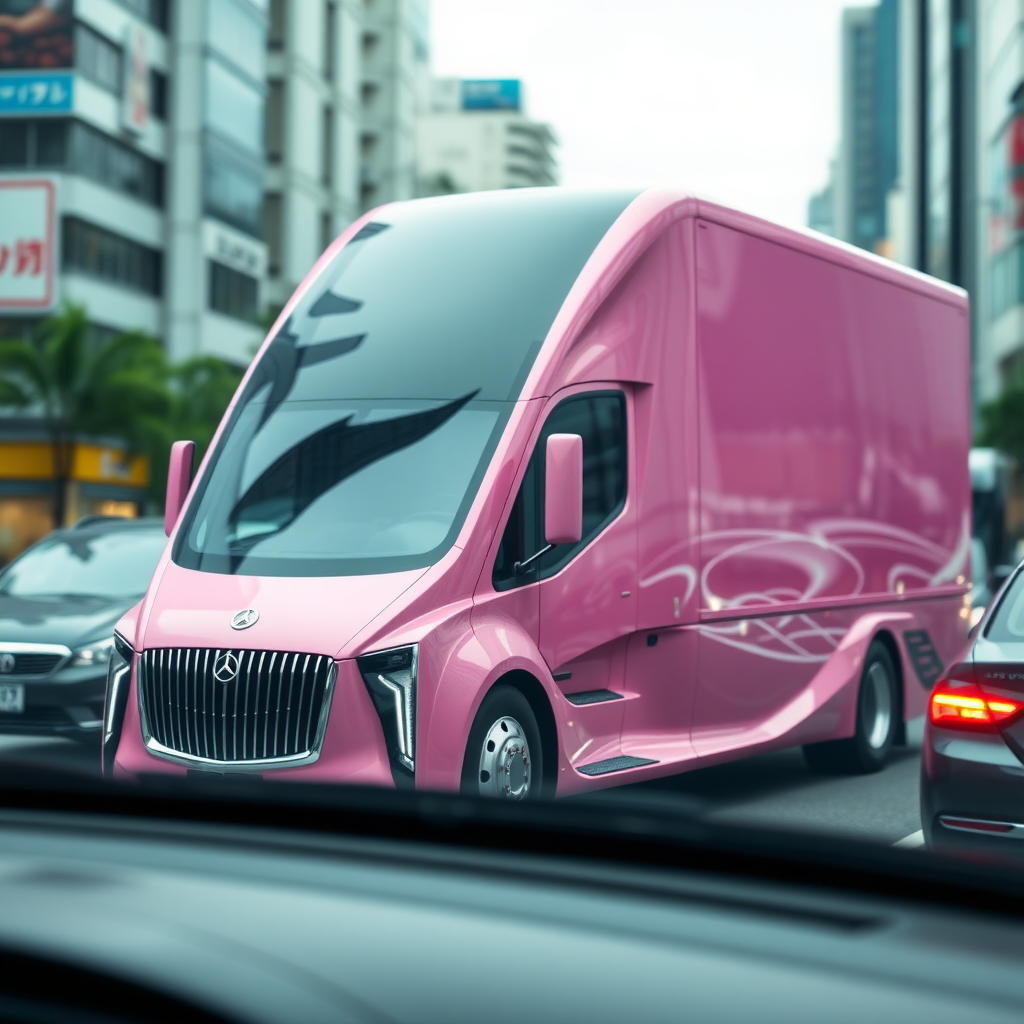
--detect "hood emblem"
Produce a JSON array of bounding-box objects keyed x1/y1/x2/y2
[
  {"x1": 230, "y1": 608, "x2": 259, "y2": 630},
  {"x1": 213, "y1": 652, "x2": 240, "y2": 683}
]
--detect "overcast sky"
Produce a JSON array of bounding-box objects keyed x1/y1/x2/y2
[{"x1": 430, "y1": 0, "x2": 857, "y2": 229}]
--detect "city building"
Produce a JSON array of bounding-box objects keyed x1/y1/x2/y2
[
  {"x1": 415, "y1": 77, "x2": 558, "y2": 196},
  {"x1": 807, "y1": 159, "x2": 837, "y2": 236},
  {"x1": 263, "y1": 0, "x2": 363, "y2": 313},
  {"x1": 358, "y1": 0, "x2": 430, "y2": 213},
  {"x1": 0, "y1": 0, "x2": 434, "y2": 552},
  {"x1": 833, "y1": 1, "x2": 900, "y2": 255},
  {"x1": 977, "y1": 0, "x2": 1024, "y2": 401}
]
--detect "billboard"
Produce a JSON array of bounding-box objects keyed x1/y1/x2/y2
[
  {"x1": 0, "y1": 0, "x2": 73, "y2": 69},
  {"x1": 0, "y1": 0, "x2": 73, "y2": 115},
  {"x1": 121, "y1": 22, "x2": 148, "y2": 133},
  {"x1": 0, "y1": 178, "x2": 56, "y2": 311},
  {"x1": 461, "y1": 79, "x2": 521, "y2": 112}
]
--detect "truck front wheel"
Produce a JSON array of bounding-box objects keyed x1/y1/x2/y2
[
  {"x1": 803, "y1": 641, "x2": 898, "y2": 774},
  {"x1": 461, "y1": 685, "x2": 544, "y2": 800}
]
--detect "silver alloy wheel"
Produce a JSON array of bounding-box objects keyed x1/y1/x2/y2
[
  {"x1": 864, "y1": 661, "x2": 893, "y2": 750},
  {"x1": 477, "y1": 715, "x2": 532, "y2": 799}
]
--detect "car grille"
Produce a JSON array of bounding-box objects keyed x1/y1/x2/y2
[
  {"x1": 139, "y1": 648, "x2": 335, "y2": 764},
  {"x1": 1, "y1": 653, "x2": 65, "y2": 676}
]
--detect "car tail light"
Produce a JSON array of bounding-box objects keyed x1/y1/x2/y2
[{"x1": 929, "y1": 675, "x2": 1024, "y2": 729}]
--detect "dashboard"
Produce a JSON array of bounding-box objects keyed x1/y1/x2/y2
[{"x1": 1, "y1": 779, "x2": 1024, "y2": 1023}]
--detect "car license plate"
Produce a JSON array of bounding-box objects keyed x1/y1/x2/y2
[{"x1": 0, "y1": 683, "x2": 25, "y2": 714}]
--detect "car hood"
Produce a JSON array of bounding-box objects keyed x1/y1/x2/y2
[
  {"x1": 0, "y1": 594, "x2": 134, "y2": 650},
  {"x1": 140, "y1": 559, "x2": 428, "y2": 659}
]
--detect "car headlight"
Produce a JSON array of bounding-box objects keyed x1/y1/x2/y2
[
  {"x1": 72, "y1": 636, "x2": 116, "y2": 669},
  {"x1": 102, "y1": 634, "x2": 134, "y2": 778},
  {"x1": 358, "y1": 645, "x2": 417, "y2": 780}
]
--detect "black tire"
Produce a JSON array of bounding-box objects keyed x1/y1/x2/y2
[
  {"x1": 803, "y1": 641, "x2": 898, "y2": 774},
  {"x1": 461, "y1": 684, "x2": 545, "y2": 800}
]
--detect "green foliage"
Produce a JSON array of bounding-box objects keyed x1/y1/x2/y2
[
  {"x1": 147, "y1": 356, "x2": 244, "y2": 506},
  {"x1": 0, "y1": 303, "x2": 246, "y2": 523},
  {"x1": 0, "y1": 304, "x2": 172, "y2": 527},
  {"x1": 976, "y1": 368, "x2": 1024, "y2": 466}
]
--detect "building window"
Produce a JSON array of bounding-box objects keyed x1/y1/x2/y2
[
  {"x1": 204, "y1": 137, "x2": 263, "y2": 237},
  {"x1": 264, "y1": 193, "x2": 282, "y2": 276},
  {"x1": 114, "y1": 0, "x2": 168, "y2": 31},
  {"x1": 0, "y1": 122, "x2": 29, "y2": 167},
  {"x1": 150, "y1": 69, "x2": 167, "y2": 120},
  {"x1": 72, "y1": 122, "x2": 163, "y2": 206},
  {"x1": 205, "y1": 58, "x2": 264, "y2": 155},
  {"x1": 322, "y1": 104, "x2": 333, "y2": 185},
  {"x1": 269, "y1": 0, "x2": 285, "y2": 49},
  {"x1": 76, "y1": 23, "x2": 123, "y2": 95},
  {"x1": 320, "y1": 210, "x2": 333, "y2": 253},
  {"x1": 0, "y1": 120, "x2": 68, "y2": 169},
  {"x1": 208, "y1": 260, "x2": 258, "y2": 321},
  {"x1": 207, "y1": 0, "x2": 267, "y2": 83},
  {"x1": 62, "y1": 217, "x2": 162, "y2": 296},
  {"x1": 266, "y1": 80, "x2": 284, "y2": 162},
  {"x1": 325, "y1": 1, "x2": 336, "y2": 81}
]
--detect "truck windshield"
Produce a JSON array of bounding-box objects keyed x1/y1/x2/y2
[{"x1": 173, "y1": 188, "x2": 638, "y2": 577}]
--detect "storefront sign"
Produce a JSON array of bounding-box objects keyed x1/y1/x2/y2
[
  {"x1": 0, "y1": 179, "x2": 55, "y2": 310},
  {"x1": 0, "y1": 71, "x2": 73, "y2": 114}
]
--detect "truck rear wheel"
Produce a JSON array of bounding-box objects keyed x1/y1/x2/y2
[
  {"x1": 461, "y1": 685, "x2": 544, "y2": 800},
  {"x1": 803, "y1": 641, "x2": 898, "y2": 774}
]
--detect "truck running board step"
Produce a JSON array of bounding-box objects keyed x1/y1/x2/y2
[
  {"x1": 565, "y1": 689, "x2": 624, "y2": 706},
  {"x1": 577, "y1": 755, "x2": 658, "y2": 776}
]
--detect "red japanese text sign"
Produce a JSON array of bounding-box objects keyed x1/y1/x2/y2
[{"x1": 0, "y1": 179, "x2": 55, "y2": 310}]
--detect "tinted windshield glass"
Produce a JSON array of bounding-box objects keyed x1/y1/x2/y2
[
  {"x1": 238, "y1": 189, "x2": 638, "y2": 403},
  {"x1": 175, "y1": 399, "x2": 503, "y2": 576},
  {"x1": 0, "y1": 528, "x2": 167, "y2": 599}
]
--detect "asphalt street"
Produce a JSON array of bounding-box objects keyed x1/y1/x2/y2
[{"x1": 0, "y1": 718, "x2": 926, "y2": 847}]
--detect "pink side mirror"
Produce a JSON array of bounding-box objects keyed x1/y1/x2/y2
[
  {"x1": 545, "y1": 433, "x2": 583, "y2": 545},
  {"x1": 164, "y1": 440, "x2": 195, "y2": 537}
]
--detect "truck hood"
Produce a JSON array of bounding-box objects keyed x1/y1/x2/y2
[{"x1": 141, "y1": 560, "x2": 428, "y2": 659}]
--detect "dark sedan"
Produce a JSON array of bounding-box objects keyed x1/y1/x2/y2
[
  {"x1": 922, "y1": 560, "x2": 1024, "y2": 856},
  {"x1": 0, "y1": 517, "x2": 167, "y2": 744}
]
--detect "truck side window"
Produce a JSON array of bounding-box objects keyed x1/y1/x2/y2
[{"x1": 493, "y1": 391, "x2": 627, "y2": 589}]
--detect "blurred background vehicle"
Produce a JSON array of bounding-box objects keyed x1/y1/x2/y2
[
  {"x1": 0, "y1": 515, "x2": 166, "y2": 745},
  {"x1": 922, "y1": 558, "x2": 1024, "y2": 855}
]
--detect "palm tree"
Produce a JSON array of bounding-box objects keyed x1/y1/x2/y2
[
  {"x1": 145, "y1": 354, "x2": 244, "y2": 507},
  {"x1": 0, "y1": 304, "x2": 171, "y2": 528}
]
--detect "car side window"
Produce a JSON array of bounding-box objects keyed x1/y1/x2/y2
[{"x1": 492, "y1": 391, "x2": 627, "y2": 589}]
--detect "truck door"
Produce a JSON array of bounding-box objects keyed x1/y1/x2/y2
[{"x1": 491, "y1": 387, "x2": 637, "y2": 766}]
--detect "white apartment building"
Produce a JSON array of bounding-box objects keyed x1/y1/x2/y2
[
  {"x1": 264, "y1": 0, "x2": 363, "y2": 311},
  {"x1": 0, "y1": 0, "x2": 430, "y2": 366},
  {"x1": 359, "y1": 0, "x2": 430, "y2": 213},
  {"x1": 416, "y1": 77, "x2": 558, "y2": 195},
  {"x1": 977, "y1": 0, "x2": 1024, "y2": 402}
]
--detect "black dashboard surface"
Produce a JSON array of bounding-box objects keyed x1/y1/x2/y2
[{"x1": 2, "y1": 779, "x2": 1024, "y2": 1023}]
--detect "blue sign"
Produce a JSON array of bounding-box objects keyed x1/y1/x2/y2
[
  {"x1": 0, "y1": 72, "x2": 74, "y2": 115},
  {"x1": 461, "y1": 79, "x2": 521, "y2": 112}
]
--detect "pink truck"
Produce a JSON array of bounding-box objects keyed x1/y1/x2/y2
[{"x1": 103, "y1": 188, "x2": 971, "y2": 797}]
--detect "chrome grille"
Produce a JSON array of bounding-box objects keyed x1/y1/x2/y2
[{"x1": 139, "y1": 648, "x2": 335, "y2": 765}]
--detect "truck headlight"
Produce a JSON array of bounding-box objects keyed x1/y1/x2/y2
[
  {"x1": 102, "y1": 634, "x2": 134, "y2": 778},
  {"x1": 358, "y1": 645, "x2": 417, "y2": 779}
]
